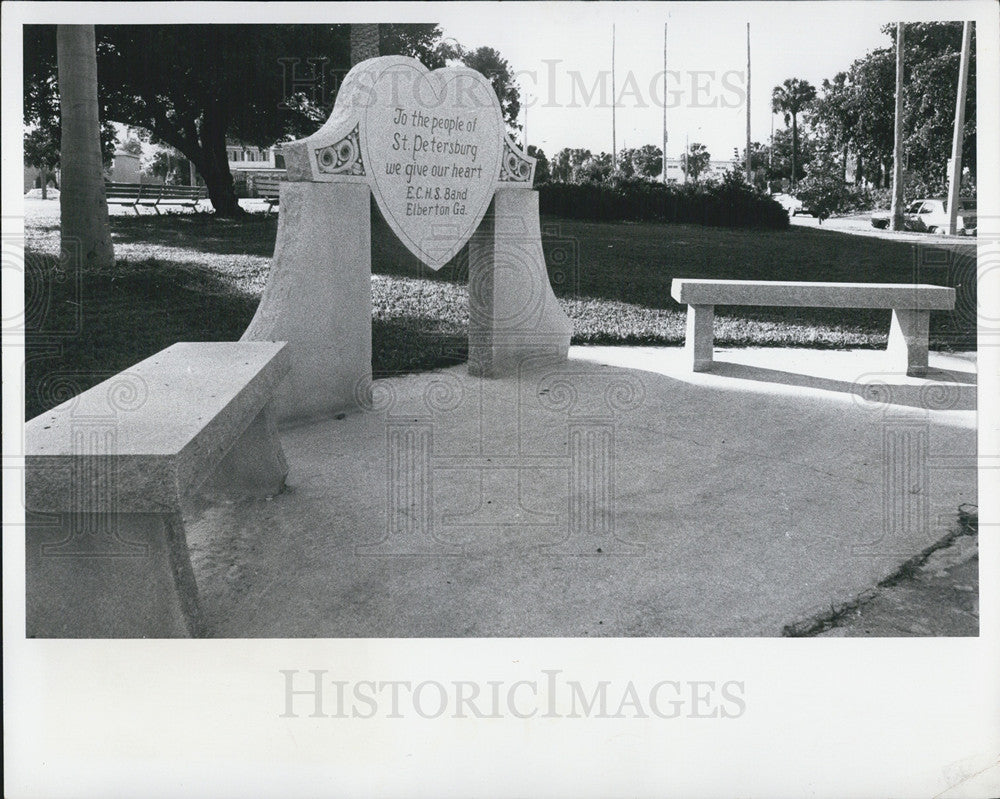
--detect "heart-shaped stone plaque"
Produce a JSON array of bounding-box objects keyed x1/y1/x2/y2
[{"x1": 358, "y1": 59, "x2": 504, "y2": 269}]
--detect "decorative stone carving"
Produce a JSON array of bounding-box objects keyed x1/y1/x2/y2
[
  {"x1": 315, "y1": 125, "x2": 365, "y2": 176},
  {"x1": 281, "y1": 55, "x2": 536, "y2": 269}
]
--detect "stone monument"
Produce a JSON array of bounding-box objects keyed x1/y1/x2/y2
[{"x1": 243, "y1": 56, "x2": 572, "y2": 422}]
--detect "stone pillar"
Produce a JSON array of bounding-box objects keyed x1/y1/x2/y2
[
  {"x1": 242, "y1": 182, "x2": 372, "y2": 422},
  {"x1": 467, "y1": 189, "x2": 573, "y2": 377},
  {"x1": 27, "y1": 511, "x2": 202, "y2": 638},
  {"x1": 887, "y1": 308, "x2": 930, "y2": 376},
  {"x1": 686, "y1": 304, "x2": 715, "y2": 372}
]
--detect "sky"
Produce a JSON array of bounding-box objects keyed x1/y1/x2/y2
[{"x1": 436, "y1": 3, "x2": 933, "y2": 161}]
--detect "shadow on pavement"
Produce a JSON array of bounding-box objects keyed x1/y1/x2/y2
[{"x1": 709, "y1": 360, "x2": 977, "y2": 411}]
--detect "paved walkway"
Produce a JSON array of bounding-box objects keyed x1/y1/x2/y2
[
  {"x1": 184, "y1": 345, "x2": 977, "y2": 637},
  {"x1": 789, "y1": 212, "x2": 977, "y2": 247}
]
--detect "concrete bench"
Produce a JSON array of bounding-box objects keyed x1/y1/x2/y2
[
  {"x1": 669, "y1": 279, "x2": 955, "y2": 375},
  {"x1": 105, "y1": 182, "x2": 206, "y2": 213},
  {"x1": 25, "y1": 341, "x2": 290, "y2": 638},
  {"x1": 252, "y1": 176, "x2": 284, "y2": 214}
]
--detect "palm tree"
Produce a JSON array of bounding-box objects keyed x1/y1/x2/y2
[
  {"x1": 771, "y1": 78, "x2": 817, "y2": 191},
  {"x1": 57, "y1": 25, "x2": 113, "y2": 269}
]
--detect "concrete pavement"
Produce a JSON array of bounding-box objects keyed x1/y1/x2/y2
[{"x1": 184, "y1": 345, "x2": 977, "y2": 637}]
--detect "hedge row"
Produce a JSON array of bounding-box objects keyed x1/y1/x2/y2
[{"x1": 537, "y1": 177, "x2": 789, "y2": 230}]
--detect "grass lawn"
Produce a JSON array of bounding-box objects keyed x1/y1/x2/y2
[{"x1": 23, "y1": 206, "x2": 976, "y2": 420}]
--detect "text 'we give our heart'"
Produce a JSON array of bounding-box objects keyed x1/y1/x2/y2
[{"x1": 360, "y1": 59, "x2": 505, "y2": 269}]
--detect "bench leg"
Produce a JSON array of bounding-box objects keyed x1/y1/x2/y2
[
  {"x1": 887, "y1": 308, "x2": 930, "y2": 376},
  {"x1": 205, "y1": 402, "x2": 288, "y2": 498},
  {"x1": 685, "y1": 304, "x2": 715, "y2": 372},
  {"x1": 26, "y1": 511, "x2": 203, "y2": 638}
]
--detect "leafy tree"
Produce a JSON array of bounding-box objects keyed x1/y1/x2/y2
[
  {"x1": 682, "y1": 142, "x2": 711, "y2": 183},
  {"x1": 381, "y1": 25, "x2": 449, "y2": 69},
  {"x1": 23, "y1": 126, "x2": 59, "y2": 197},
  {"x1": 844, "y1": 48, "x2": 895, "y2": 187},
  {"x1": 808, "y1": 72, "x2": 858, "y2": 181},
  {"x1": 632, "y1": 144, "x2": 664, "y2": 180},
  {"x1": 733, "y1": 141, "x2": 771, "y2": 191},
  {"x1": 796, "y1": 149, "x2": 853, "y2": 222},
  {"x1": 808, "y1": 22, "x2": 976, "y2": 191},
  {"x1": 144, "y1": 148, "x2": 192, "y2": 185},
  {"x1": 615, "y1": 145, "x2": 664, "y2": 181},
  {"x1": 577, "y1": 152, "x2": 613, "y2": 183},
  {"x1": 893, "y1": 22, "x2": 977, "y2": 188},
  {"x1": 549, "y1": 147, "x2": 592, "y2": 183},
  {"x1": 616, "y1": 147, "x2": 637, "y2": 179},
  {"x1": 23, "y1": 105, "x2": 118, "y2": 185},
  {"x1": 771, "y1": 78, "x2": 816, "y2": 191},
  {"x1": 120, "y1": 135, "x2": 143, "y2": 156},
  {"x1": 450, "y1": 45, "x2": 521, "y2": 134},
  {"x1": 767, "y1": 127, "x2": 816, "y2": 191},
  {"x1": 57, "y1": 25, "x2": 113, "y2": 269},
  {"x1": 24, "y1": 24, "x2": 445, "y2": 216},
  {"x1": 527, "y1": 145, "x2": 550, "y2": 184}
]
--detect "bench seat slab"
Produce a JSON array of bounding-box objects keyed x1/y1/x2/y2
[
  {"x1": 25, "y1": 341, "x2": 290, "y2": 638},
  {"x1": 671, "y1": 279, "x2": 955, "y2": 374},
  {"x1": 671, "y1": 279, "x2": 956, "y2": 310}
]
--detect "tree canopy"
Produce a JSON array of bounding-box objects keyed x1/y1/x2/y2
[
  {"x1": 24, "y1": 24, "x2": 524, "y2": 215},
  {"x1": 682, "y1": 142, "x2": 711, "y2": 183},
  {"x1": 804, "y1": 21, "x2": 976, "y2": 189}
]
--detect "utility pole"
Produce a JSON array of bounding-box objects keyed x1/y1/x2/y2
[
  {"x1": 662, "y1": 22, "x2": 668, "y2": 183},
  {"x1": 524, "y1": 94, "x2": 528, "y2": 149},
  {"x1": 684, "y1": 132, "x2": 689, "y2": 184},
  {"x1": 768, "y1": 112, "x2": 774, "y2": 193},
  {"x1": 947, "y1": 21, "x2": 972, "y2": 235},
  {"x1": 890, "y1": 22, "x2": 906, "y2": 231},
  {"x1": 746, "y1": 22, "x2": 752, "y2": 184},
  {"x1": 612, "y1": 24, "x2": 617, "y2": 171}
]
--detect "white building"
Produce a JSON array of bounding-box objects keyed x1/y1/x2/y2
[
  {"x1": 663, "y1": 157, "x2": 736, "y2": 184},
  {"x1": 225, "y1": 143, "x2": 288, "y2": 195},
  {"x1": 226, "y1": 143, "x2": 286, "y2": 172}
]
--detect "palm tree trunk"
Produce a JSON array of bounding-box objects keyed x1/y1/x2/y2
[
  {"x1": 350, "y1": 24, "x2": 380, "y2": 66},
  {"x1": 890, "y1": 22, "x2": 906, "y2": 231},
  {"x1": 57, "y1": 25, "x2": 114, "y2": 269}
]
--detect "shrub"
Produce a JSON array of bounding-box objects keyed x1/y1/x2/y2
[{"x1": 538, "y1": 174, "x2": 788, "y2": 230}]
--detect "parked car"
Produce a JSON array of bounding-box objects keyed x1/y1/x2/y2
[
  {"x1": 771, "y1": 194, "x2": 812, "y2": 216},
  {"x1": 771, "y1": 193, "x2": 808, "y2": 216},
  {"x1": 871, "y1": 197, "x2": 977, "y2": 234}
]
